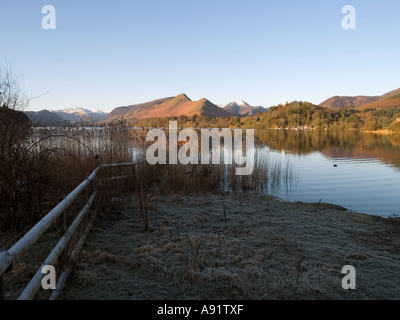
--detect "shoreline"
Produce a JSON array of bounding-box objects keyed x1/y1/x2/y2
[{"x1": 361, "y1": 129, "x2": 398, "y2": 135}]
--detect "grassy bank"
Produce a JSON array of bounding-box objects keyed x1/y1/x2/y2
[{"x1": 62, "y1": 192, "x2": 400, "y2": 300}]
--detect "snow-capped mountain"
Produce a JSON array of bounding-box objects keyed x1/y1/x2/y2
[
  {"x1": 223, "y1": 100, "x2": 268, "y2": 116},
  {"x1": 52, "y1": 107, "x2": 108, "y2": 123},
  {"x1": 232, "y1": 100, "x2": 250, "y2": 107}
]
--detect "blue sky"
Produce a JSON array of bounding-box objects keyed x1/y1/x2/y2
[{"x1": 1, "y1": 0, "x2": 399, "y2": 112}]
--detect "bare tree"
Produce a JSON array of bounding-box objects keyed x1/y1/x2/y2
[
  {"x1": 0, "y1": 63, "x2": 28, "y2": 110},
  {"x1": 0, "y1": 63, "x2": 31, "y2": 230}
]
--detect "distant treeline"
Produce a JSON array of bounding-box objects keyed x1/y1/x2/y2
[{"x1": 129, "y1": 101, "x2": 400, "y2": 132}]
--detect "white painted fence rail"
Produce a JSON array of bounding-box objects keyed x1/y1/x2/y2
[{"x1": 0, "y1": 161, "x2": 144, "y2": 300}]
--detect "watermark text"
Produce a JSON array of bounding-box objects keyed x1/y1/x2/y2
[{"x1": 146, "y1": 121, "x2": 255, "y2": 176}]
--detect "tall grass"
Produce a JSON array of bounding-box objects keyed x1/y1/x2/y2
[{"x1": 136, "y1": 129, "x2": 296, "y2": 197}]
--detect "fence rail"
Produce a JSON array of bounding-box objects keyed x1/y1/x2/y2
[{"x1": 0, "y1": 161, "x2": 144, "y2": 300}]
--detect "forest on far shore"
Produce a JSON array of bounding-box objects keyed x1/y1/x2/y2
[{"x1": 130, "y1": 101, "x2": 400, "y2": 132}]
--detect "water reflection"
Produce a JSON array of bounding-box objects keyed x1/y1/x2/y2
[
  {"x1": 255, "y1": 129, "x2": 400, "y2": 171},
  {"x1": 254, "y1": 129, "x2": 400, "y2": 217},
  {"x1": 135, "y1": 127, "x2": 400, "y2": 217},
  {"x1": 220, "y1": 146, "x2": 297, "y2": 197}
]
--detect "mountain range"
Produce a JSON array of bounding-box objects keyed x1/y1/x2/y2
[
  {"x1": 24, "y1": 87, "x2": 400, "y2": 126},
  {"x1": 319, "y1": 88, "x2": 400, "y2": 109},
  {"x1": 25, "y1": 108, "x2": 108, "y2": 126},
  {"x1": 102, "y1": 94, "x2": 267, "y2": 124},
  {"x1": 25, "y1": 96, "x2": 267, "y2": 126}
]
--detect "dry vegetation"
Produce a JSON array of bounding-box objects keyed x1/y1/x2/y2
[
  {"x1": 0, "y1": 122, "x2": 141, "y2": 300},
  {"x1": 0, "y1": 123, "x2": 134, "y2": 236},
  {"x1": 62, "y1": 192, "x2": 400, "y2": 300}
]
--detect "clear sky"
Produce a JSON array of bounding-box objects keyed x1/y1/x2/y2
[{"x1": 1, "y1": 0, "x2": 399, "y2": 112}]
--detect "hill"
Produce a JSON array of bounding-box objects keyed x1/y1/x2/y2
[
  {"x1": 103, "y1": 97, "x2": 174, "y2": 123},
  {"x1": 223, "y1": 100, "x2": 268, "y2": 116},
  {"x1": 356, "y1": 94, "x2": 400, "y2": 112},
  {"x1": 1, "y1": 108, "x2": 32, "y2": 146},
  {"x1": 246, "y1": 99, "x2": 400, "y2": 132},
  {"x1": 24, "y1": 110, "x2": 65, "y2": 126},
  {"x1": 380, "y1": 88, "x2": 400, "y2": 99},
  {"x1": 319, "y1": 95, "x2": 380, "y2": 109},
  {"x1": 1, "y1": 107, "x2": 31, "y2": 128},
  {"x1": 320, "y1": 88, "x2": 400, "y2": 109},
  {"x1": 245, "y1": 101, "x2": 336, "y2": 129},
  {"x1": 105, "y1": 94, "x2": 230, "y2": 123}
]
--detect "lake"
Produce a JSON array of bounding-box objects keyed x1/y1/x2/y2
[
  {"x1": 252, "y1": 129, "x2": 400, "y2": 218},
  {"x1": 33, "y1": 127, "x2": 400, "y2": 218}
]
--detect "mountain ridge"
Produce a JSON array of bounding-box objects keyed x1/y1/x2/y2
[
  {"x1": 104, "y1": 94, "x2": 231, "y2": 123},
  {"x1": 320, "y1": 88, "x2": 400, "y2": 109},
  {"x1": 103, "y1": 97, "x2": 175, "y2": 123},
  {"x1": 24, "y1": 87, "x2": 400, "y2": 126}
]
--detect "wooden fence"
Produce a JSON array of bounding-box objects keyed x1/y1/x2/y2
[{"x1": 0, "y1": 161, "x2": 144, "y2": 300}]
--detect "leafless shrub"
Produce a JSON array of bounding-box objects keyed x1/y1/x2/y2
[{"x1": 0, "y1": 63, "x2": 28, "y2": 111}]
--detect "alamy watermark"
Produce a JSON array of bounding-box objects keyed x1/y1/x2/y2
[
  {"x1": 341, "y1": 265, "x2": 356, "y2": 290},
  {"x1": 342, "y1": 5, "x2": 356, "y2": 30},
  {"x1": 145, "y1": 121, "x2": 255, "y2": 176},
  {"x1": 42, "y1": 5, "x2": 56, "y2": 30},
  {"x1": 41, "y1": 265, "x2": 56, "y2": 290},
  {"x1": 41, "y1": 5, "x2": 356, "y2": 31}
]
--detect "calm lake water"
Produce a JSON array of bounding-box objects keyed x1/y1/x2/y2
[
  {"x1": 34, "y1": 127, "x2": 400, "y2": 218},
  {"x1": 253, "y1": 130, "x2": 400, "y2": 218}
]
